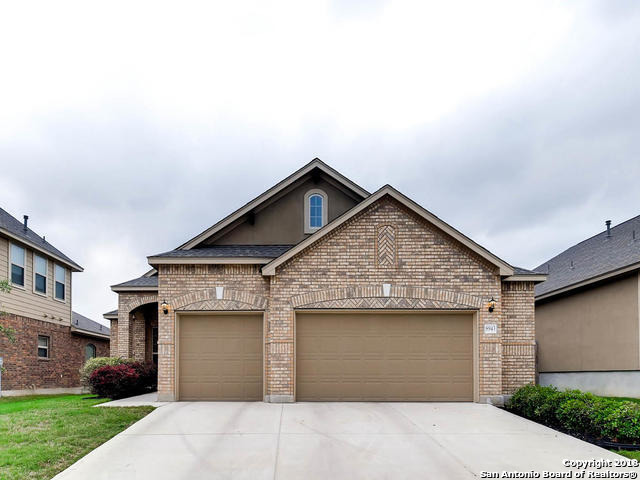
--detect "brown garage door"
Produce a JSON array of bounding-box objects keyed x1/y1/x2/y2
[
  {"x1": 296, "y1": 312, "x2": 473, "y2": 401},
  {"x1": 178, "y1": 313, "x2": 263, "y2": 401}
]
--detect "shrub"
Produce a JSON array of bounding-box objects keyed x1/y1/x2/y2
[
  {"x1": 600, "y1": 402, "x2": 640, "y2": 444},
  {"x1": 80, "y1": 357, "x2": 132, "y2": 386},
  {"x1": 89, "y1": 364, "x2": 140, "y2": 399},
  {"x1": 130, "y1": 362, "x2": 158, "y2": 392},
  {"x1": 507, "y1": 384, "x2": 640, "y2": 444}
]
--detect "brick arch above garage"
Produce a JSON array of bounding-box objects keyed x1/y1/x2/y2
[
  {"x1": 290, "y1": 285, "x2": 486, "y2": 310},
  {"x1": 172, "y1": 287, "x2": 268, "y2": 311}
]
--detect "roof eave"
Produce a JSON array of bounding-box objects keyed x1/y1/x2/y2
[
  {"x1": 70, "y1": 326, "x2": 111, "y2": 340},
  {"x1": 178, "y1": 159, "x2": 370, "y2": 250},
  {"x1": 148, "y1": 256, "x2": 273, "y2": 266},
  {"x1": 503, "y1": 274, "x2": 547, "y2": 283},
  {"x1": 110, "y1": 285, "x2": 159, "y2": 293},
  {"x1": 535, "y1": 261, "x2": 640, "y2": 301},
  {"x1": 103, "y1": 313, "x2": 118, "y2": 320},
  {"x1": 262, "y1": 186, "x2": 514, "y2": 277},
  {"x1": 0, "y1": 227, "x2": 83, "y2": 272}
]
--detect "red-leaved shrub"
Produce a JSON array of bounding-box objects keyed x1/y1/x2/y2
[{"x1": 89, "y1": 364, "x2": 140, "y2": 399}]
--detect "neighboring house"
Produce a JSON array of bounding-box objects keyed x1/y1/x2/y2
[
  {"x1": 0, "y1": 208, "x2": 110, "y2": 396},
  {"x1": 106, "y1": 159, "x2": 545, "y2": 404},
  {"x1": 535, "y1": 216, "x2": 640, "y2": 397}
]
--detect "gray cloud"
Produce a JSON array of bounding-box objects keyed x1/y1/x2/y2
[{"x1": 1, "y1": 1, "x2": 639, "y2": 324}]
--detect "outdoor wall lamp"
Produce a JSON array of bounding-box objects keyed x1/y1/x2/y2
[
  {"x1": 161, "y1": 300, "x2": 169, "y2": 315},
  {"x1": 488, "y1": 297, "x2": 496, "y2": 313}
]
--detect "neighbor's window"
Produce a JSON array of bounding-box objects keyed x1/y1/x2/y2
[
  {"x1": 304, "y1": 189, "x2": 328, "y2": 233},
  {"x1": 10, "y1": 243, "x2": 25, "y2": 287},
  {"x1": 85, "y1": 343, "x2": 96, "y2": 361},
  {"x1": 38, "y1": 335, "x2": 50, "y2": 358},
  {"x1": 54, "y1": 264, "x2": 66, "y2": 301},
  {"x1": 34, "y1": 254, "x2": 47, "y2": 294}
]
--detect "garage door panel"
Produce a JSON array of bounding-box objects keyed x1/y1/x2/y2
[
  {"x1": 179, "y1": 314, "x2": 263, "y2": 401},
  {"x1": 296, "y1": 312, "x2": 473, "y2": 401}
]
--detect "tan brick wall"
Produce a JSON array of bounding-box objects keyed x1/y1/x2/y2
[
  {"x1": 268, "y1": 197, "x2": 506, "y2": 399},
  {"x1": 501, "y1": 281, "x2": 536, "y2": 393},
  {"x1": 127, "y1": 195, "x2": 536, "y2": 402},
  {"x1": 157, "y1": 264, "x2": 269, "y2": 400},
  {"x1": 115, "y1": 292, "x2": 158, "y2": 359},
  {"x1": 109, "y1": 319, "x2": 118, "y2": 357}
]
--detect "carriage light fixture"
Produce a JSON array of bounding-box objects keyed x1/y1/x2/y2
[
  {"x1": 161, "y1": 300, "x2": 169, "y2": 315},
  {"x1": 488, "y1": 297, "x2": 496, "y2": 313}
]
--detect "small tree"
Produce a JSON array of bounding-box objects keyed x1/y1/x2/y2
[{"x1": 0, "y1": 279, "x2": 15, "y2": 343}]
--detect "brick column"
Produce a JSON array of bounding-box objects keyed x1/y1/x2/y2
[
  {"x1": 131, "y1": 312, "x2": 146, "y2": 362},
  {"x1": 116, "y1": 299, "x2": 132, "y2": 358},
  {"x1": 157, "y1": 306, "x2": 175, "y2": 401},
  {"x1": 501, "y1": 281, "x2": 536, "y2": 395}
]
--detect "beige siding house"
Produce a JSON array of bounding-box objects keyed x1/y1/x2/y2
[
  {"x1": 535, "y1": 216, "x2": 640, "y2": 397},
  {"x1": 0, "y1": 209, "x2": 109, "y2": 395},
  {"x1": 106, "y1": 159, "x2": 545, "y2": 405}
]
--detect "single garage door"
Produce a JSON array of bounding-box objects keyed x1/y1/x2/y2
[
  {"x1": 178, "y1": 313, "x2": 263, "y2": 401},
  {"x1": 296, "y1": 312, "x2": 473, "y2": 401}
]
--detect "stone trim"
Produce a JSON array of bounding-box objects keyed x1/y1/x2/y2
[
  {"x1": 172, "y1": 287, "x2": 268, "y2": 311},
  {"x1": 290, "y1": 285, "x2": 485, "y2": 309}
]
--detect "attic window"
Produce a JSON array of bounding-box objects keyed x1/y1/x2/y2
[{"x1": 304, "y1": 189, "x2": 327, "y2": 233}]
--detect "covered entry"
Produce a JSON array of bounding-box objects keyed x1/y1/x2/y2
[
  {"x1": 296, "y1": 312, "x2": 474, "y2": 401},
  {"x1": 178, "y1": 313, "x2": 263, "y2": 401}
]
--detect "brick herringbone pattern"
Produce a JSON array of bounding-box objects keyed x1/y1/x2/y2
[{"x1": 377, "y1": 224, "x2": 396, "y2": 266}]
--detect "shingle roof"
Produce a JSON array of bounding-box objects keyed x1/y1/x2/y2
[
  {"x1": 112, "y1": 275, "x2": 159, "y2": 289},
  {"x1": 535, "y1": 215, "x2": 640, "y2": 297},
  {"x1": 103, "y1": 309, "x2": 118, "y2": 317},
  {"x1": 149, "y1": 245, "x2": 295, "y2": 259},
  {"x1": 513, "y1": 266, "x2": 546, "y2": 275},
  {"x1": 72, "y1": 312, "x2": 110, "y2": 336},
  {"x1": 0, "y1": 207, "x2": 82, "y2": 271}
]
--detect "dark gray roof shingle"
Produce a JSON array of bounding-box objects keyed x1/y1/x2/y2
[
  {"x1": 103, "y1": 309, "x2": 118, "y2": 317},
  {"x1": 112, "y1": 275, "x2": 158, "y2": 289},
  {"x1": 535, "y1": 215, "x2": 640, "y2": 297},
  {"x1": 150, "y1": 245, "x2": 295, "y2": 259},
  {"x1": 72, "y1": 312, "x2": 110, "y2": 336},
  {"x1": 513, "y1": 266, "x2": 546, "y2": 275},
  {"x1": 0, "y1": 207, "x2": 82, "y2": 271}
]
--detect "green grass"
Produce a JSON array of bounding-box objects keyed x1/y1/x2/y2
[
  {"x1": 0, "y1": 394, "x2": 154, "y2": 480},
  {"x1": 616, "y1": 450, "x2": 640, "y2": 460}
]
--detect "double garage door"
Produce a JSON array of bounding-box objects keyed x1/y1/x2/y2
[{"x1": 178, "y1": 312, "x2": 473, "y2": 401}]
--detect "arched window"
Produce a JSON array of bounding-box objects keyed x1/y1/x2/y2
[
  {"x1": 85, "y1": 343, "x2": 96, "y2": 361},
  {"x1": 304, "y1": 189, "x2": 328, "y2": 233}
]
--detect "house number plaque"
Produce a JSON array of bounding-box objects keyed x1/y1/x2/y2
[{"x1": 484, "y1": 323, "x2": 498, "y2": 334}]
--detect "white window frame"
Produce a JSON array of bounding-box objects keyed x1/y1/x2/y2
[
  {"x1": 33, "y1": 253, "x2": 48, "y2": 296},
  {"x1": 304, "y1": 188, "x2": 328, "y2": 234},
  {"x1": 9, "y1": 242, "x2": 26, "y2": 289},
  {"x1": 54, "y1": 264, "x2": 66, "y2": 302},
  {"x1": 38, "y1": 335, "x2": 50, "y2": 359}
]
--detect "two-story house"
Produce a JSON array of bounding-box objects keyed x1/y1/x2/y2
[{"x1": 0, "y1": 208, "x2": 110, "y2": 396}]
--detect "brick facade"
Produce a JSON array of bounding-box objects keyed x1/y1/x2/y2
[
  {"x1": 113, "y1": 195, "x2": 536, "y2": 404},
  {"x1": 0, "y1": 313, "x2": 109, "y2": 391},
  {"x1": 501, "y1": 281, "x2": 536, "y2": 394}
]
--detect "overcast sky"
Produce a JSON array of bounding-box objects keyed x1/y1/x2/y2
[{"x1": 1, "y1": 1, "x2": 639, "y2": 326}]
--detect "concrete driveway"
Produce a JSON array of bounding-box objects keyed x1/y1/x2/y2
[{"x1": 54, "y1": 402, "x2": 635, "y2": 480}]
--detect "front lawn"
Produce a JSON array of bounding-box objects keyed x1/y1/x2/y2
[{"x1": 0, "y1": 394, "x2": 154, "y2": 480}]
